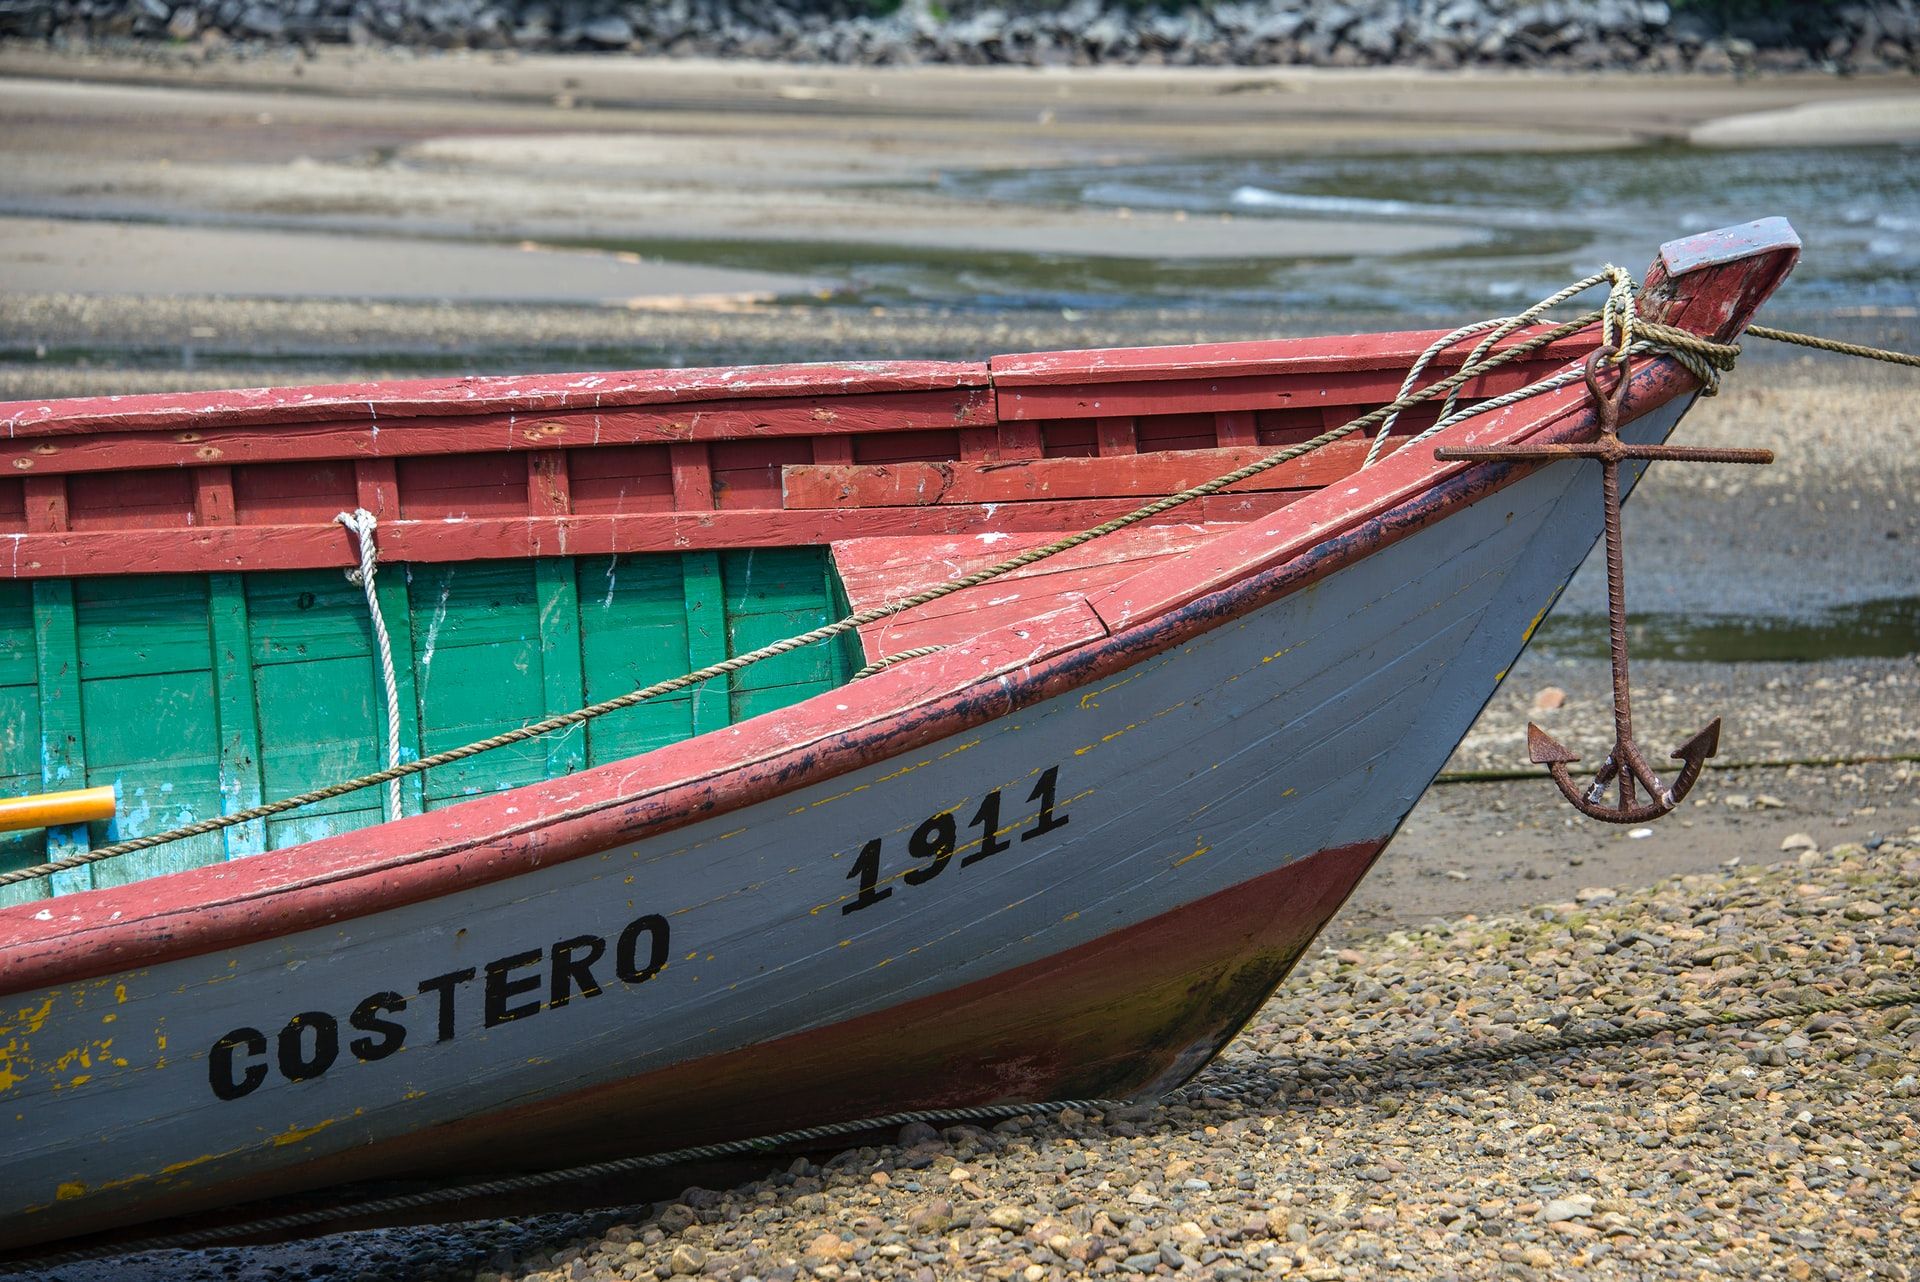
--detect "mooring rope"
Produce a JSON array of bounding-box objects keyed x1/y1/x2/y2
[
  {"x1": 0, "y1": 294, "x2": 1630, "y2": 887},
  {"x1": 1747, "y1": 323, "x2": 1920, "y2": 368},
  {"x1": 336, "y1": 509, "x2": 406, "y2": 821},
  {"x1": 19, "y1": 276, "x2": 1910, "y2": 888}
]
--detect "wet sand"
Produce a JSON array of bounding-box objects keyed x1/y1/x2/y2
[{"x1": 3, "y1": 50, "x2": 1920, "y2": 302}]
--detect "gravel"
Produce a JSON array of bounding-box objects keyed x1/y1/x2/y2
[
  {"x1": 38, "y1": 827, "x2": 1917, "y2": 1282},
  {"x1": 469, "y1": 828, "x2": 1919, "y2": 1281}
]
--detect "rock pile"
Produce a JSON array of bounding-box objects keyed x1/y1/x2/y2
[{"x1": 2, "y1": 0, "x2": 1916, "y2": 74}]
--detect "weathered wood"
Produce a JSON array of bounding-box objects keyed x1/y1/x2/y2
[
  {"x1": 681, "y1": 552, "x2": 731, "y2": 737},
  {"x1": 32, "y1": 580, "x2": 91, "y2": 897},
  {"x1": 782, "y1": 440, "x2": 1388, "y2": 510},
  {"x1": 208, "y1": 572, "x2": 267, "y2": 856},
  {"x1": 0, "y1": 497, "x2": 1302, "y2": 579},
  {"x1": 988, "y1": 328, "x2": 1593, "y2": 388},
  {"x1": 834, "y1": 523, "x2": 1235, "y2": 659},
  {"x1": 670, "y1": 443, "x2": 715, "y2": 512},
  {"x1": 0, "y1": 391, "x2": 997, "y2": 471},
  {"x1": 536, "y1": 558, "x2": 588, "y2": 779},
  {"x1": 0, "y1": 362, "x2": 993, "y2": 436},
  {"x1": 993, "y1": 359, "x2": 1568, "y2": 422}
]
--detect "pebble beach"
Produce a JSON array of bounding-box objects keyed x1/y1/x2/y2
[{"x1": 470, "y1": 831, "x2": 1920, "y2": 1282}]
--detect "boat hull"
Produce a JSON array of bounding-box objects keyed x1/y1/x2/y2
[{"x1": 0, "y1": 397, "x2": 1688, "y2": 1249}]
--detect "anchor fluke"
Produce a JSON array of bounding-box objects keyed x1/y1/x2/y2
[
  {"x1": 1436, "y1": 346, "x2": 1772, "y2": 826},
  {"x1": 1525, "y1": 722, "x2": 1580, "y2": 766}
]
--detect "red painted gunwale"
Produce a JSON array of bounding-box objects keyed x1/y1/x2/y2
[{"x1": 0, "y1": 223, "x2": 1800, "y2": 1000}]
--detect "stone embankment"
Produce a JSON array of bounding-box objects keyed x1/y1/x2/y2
[{"x1": 2, "y1": 0, "x2": 1917, "y2": 73}]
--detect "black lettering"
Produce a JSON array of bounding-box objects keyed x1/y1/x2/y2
[
  {"x1": 962, "y1": 788, "x2": 1013, "y2": 867},
  {"x1": 348, "y1": 991, "x2": 409, "y2": 1062},
  {"x1": 549, "y1": 934, "x2": 606, "y2": 1009},
  {"x1": 842, "y1": 837, "x2": 892, "y2": 915},
  {"x1": 616, "y1": 913, "x2": 670, "y2": 984},
  {"x1": 1022, "y1": 765, "x2": 1070, "y2": 840},
  {"x1": 209, "y1": 1027, "x2": 268, "y2": 1101},
  {"x1": 485, "y1": 948, "x2": 545, "y2": 1026},
  {"x1": 276, "y1": 1011, "x2": 339, "y2": 1083},
  {"x1": 418, "y1": 967, "x2": 476, "y2": 1042}
]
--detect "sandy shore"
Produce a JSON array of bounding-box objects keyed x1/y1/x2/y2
[{"x1": 2, "y1": 50, "x2": 1919, "y2": 302}]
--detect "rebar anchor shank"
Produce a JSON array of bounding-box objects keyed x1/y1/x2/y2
[{"x1": 1435, "y1": 350, "x2": 1774, "y2": 823}]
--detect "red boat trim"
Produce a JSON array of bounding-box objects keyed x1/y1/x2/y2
[
  {"x1": 0, "y1": 359, "x2": 1690, "y2": 996},
  {"x1": 13, "y1": 837, "x2": 1385, "y2": 1248},
  {"x1": 0, "y1": 224, "x2": 1799, "y2": 995},
  {"x1": 0, "y1": 360, "x2": 992, "y2": 436}
]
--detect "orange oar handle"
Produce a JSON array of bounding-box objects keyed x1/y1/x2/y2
[{"x1": 0, "y1": 785, "x2": 117, "y2": 834}]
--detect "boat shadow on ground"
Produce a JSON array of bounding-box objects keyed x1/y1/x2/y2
[{"x1": 23, "y1": 1020, "x2": 1715, "y2": 1282}]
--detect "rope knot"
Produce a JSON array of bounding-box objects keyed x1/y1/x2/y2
[{"x1": 336, "y1": 508, "x2": 379, "y2": 585}]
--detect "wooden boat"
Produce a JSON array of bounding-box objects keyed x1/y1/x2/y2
[{"x1": 0, "y1": 219, "x2": 1797, "y2": 1253}]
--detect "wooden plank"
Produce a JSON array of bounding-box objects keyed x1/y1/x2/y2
[
  {"x1": 811, "y1": 437, "x2": 855, "y2": 467},
  {"x1": 988, "y1": 328, "x2": 1593, "y2": 387},
  {"x1": 1095, "y1": 417, "x2": 1136, "y2": 456},
  {"x1": 680, "y1": 552, "x2": 730, "y2": 737},
  {"x1": 408, "y1": 561, "x2": 547, "y2": 809},
  {"x1": 719, "y1": 547, "x2": 845, "y2": 721},
  {"x1": 0, "y1": 361, "x2": 992, "y2": 435},
  {"x1": 1215, "y1": 410, "x2": 1259, "y2": 446},
  {"x1": 671, "y1": 444, "x2": 714, "y2": 512},
  {"x1": 0, "y1": 498, "x2": 1313, "y2": 579},
  {"x1": 32, "y1": 579, "x2": 89, "y2": 896},
  {"x1": 193, "y1": 467, "x2": 237, "y2": 527},
  {"x1": 355, "y1": 458, "x2": 401, "y2": 523},
  {"x1": 832, "y1": 524, "x2": 1231, "y2": 659},
  {"x1": 576, "y1": 553, "x2": 697, "y2": 764},
  {"x1": 957, "y1": 427, "x2": 999, "y2": 461},
  {"x1": 997, "y1": 424, "x2": 1043, "y2": 459},
  {"x1": 536, "y1": 557, "x2": 587, "y2": 779},
  {"x1": 207, "y1": 573, "x2": 266, "y2": 857},
  {"x1": 994, "y1": 359, "x2": 1568, "y2": 422},
  {"x1": 22, "y1": 477, "x2": 68, "y2": 533},
  {"x1": 782, "y1": 440, "x2": 1388, "y2": 510},
  {"x1": 0, "y1": 390, "x2": 998, "y2": 473},
  {"x1": 0, "y1": 582, "x2": 41, "y2": 902}
]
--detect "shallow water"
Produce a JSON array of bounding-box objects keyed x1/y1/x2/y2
[
  {"x1": 929, "y1": 142, "x2": 1920, "y2": 312},
  {"x1": 1531, "y1": 594, "x2": 1920, "y2": 663}
]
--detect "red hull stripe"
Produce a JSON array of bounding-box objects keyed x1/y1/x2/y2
[{"x1": 36, "y1": 838, "x2": 1382, "y2": 1244}]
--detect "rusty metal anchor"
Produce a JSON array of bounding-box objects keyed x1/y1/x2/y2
[{"x1": 1435, "y1": 348, "x2": 1774, "y2": 824}]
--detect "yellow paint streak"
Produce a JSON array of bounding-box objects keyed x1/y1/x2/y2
[
  {"x1": 272, "y1": 1118, "x2": 337, "y2": 1148},
  {"x1": 1173, "y1": 836, "x2": 1212, "y2": 869},
  {"x1": 1518, "y1": 601, "x2": 1552, "y2": 646},
  {"x1": 160, "y1": 1153, "x2": 219, "y2": 1177},
  {"x1": 6, "y1": 995, "x2": 55, "y2": 1037},
  {"x1": 809, "y1": 782, "x2": 871, "y2": 809},
  {"x1": 1260, "y1": 644, "x2": 1298, "y2": 664},
  {"x1": 55, "y1": 1182, "x2": 86, "y2": 1202},
  {"x1": 114, "y1": 984, "x2": 128, "y2": 1004}
]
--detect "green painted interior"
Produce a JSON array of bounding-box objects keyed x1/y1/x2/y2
[{"x1": 0, "y1": 548, "x2": 860, "y2": 904}]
